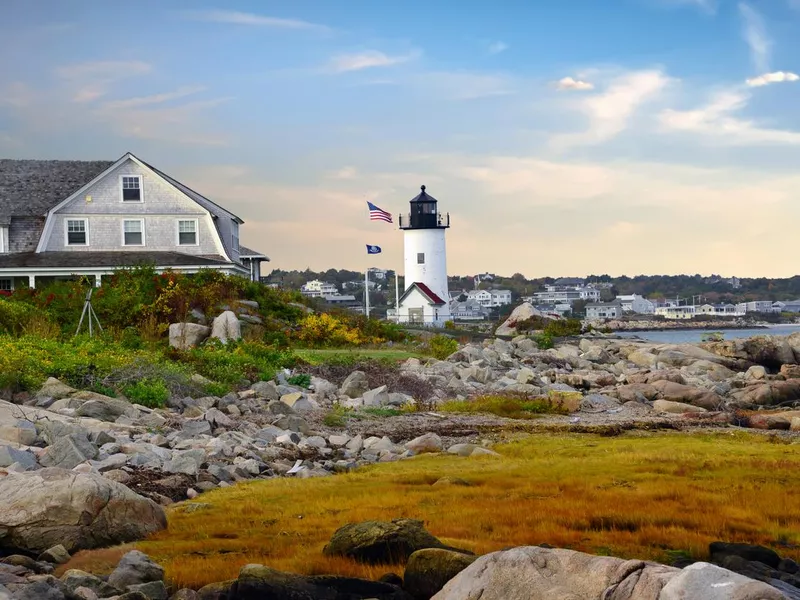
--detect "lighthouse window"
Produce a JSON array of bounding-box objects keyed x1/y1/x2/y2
[{"x1": 417, "y1": 253, "x2": 425, "y2": 264}]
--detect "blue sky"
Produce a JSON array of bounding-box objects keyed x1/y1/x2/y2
[{"x1": 2, "y1": 0, "x2": 800, "y2": 277}]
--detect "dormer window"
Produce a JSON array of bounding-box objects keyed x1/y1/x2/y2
[
  {"x1": 231, "y1": 221, "x2": 240, "y2": 253},
  {"x1": 121, "y1": 176, "x2": 142, "y2": 202}
]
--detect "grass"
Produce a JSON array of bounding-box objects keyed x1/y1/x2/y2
[
  {"x1": 293, "y1": 348, "x2": 422, "y2": 365},
  {"x1": 322, "y1": 405, "x2": 407, "y2": 427},
  {"x1": 439, "y1": 393, "x2": 574, "y2": 419},
  {"x1": 64, "y1": 432, "x2": 800, "y2": 591}
]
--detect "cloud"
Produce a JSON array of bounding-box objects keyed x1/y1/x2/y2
[
  {"x1": 746, "y1": 71, "x2": 800, "y2": 87},
  {"x1": 55, "y1": 60, "x2": 152, "y2": 103},
  {"x1": 552, "y1": 70, "x2": 670, "y2": 147},
  {"x1": 555, "y1": 76, "x2": 594, "y2": 91},
  {"x1": 182, "y1": 10, "x2": 328, "y2": 31},
  {"x1": 659, "y1": 90, "x2": 800, "y2": 144},
  {"x1": 329, "y1": 166, "x2": 358, "y2": 180},
  {"x1": 739, "y1": 3, "x2": 771, "y2": 73},
  {"x1": 103, "y1": 86, "x2": 207, "y2": 109},
  {"x1": 328, "y1": 50, "x2": 420, "y2": 73},
  {"x1": 487, "y1": 41, "x2": 509, "y2": 55}
]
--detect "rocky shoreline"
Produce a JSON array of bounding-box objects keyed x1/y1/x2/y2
[
  {"x1": 3, "y1": 331, "x2": 800, "y2": 597},
  {"x1": 594, "y1": 318, "x2": 771, "y2": 331}
]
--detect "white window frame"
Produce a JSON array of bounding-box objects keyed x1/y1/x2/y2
[
  {"x1": 119, "y1": 175, "x2": 143, "y2": 203},
  {"x1": 0, "y1": 226, "x2": 8, "y2": 253},
  {"x1": 0, "y1": 278, "x2": 13, "y2": 292},
  {"x1": 231, "y1": 220, "x2": 240, "y2": 253},
  {"x1": 64, "y1": 218, "x2": 89, "y2": 247},
  {"x1": 122, "y1": 218, "x2": 145, "y2": 247},
  {"x1": 176, "y1": 219, "x2": 199, "y2": 246}
]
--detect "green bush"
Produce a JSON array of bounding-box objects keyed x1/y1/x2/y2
[
  {"x1": 124, "y1": 378, "x2": 170, "y2": 408},
  {"x1": 543, "y1": 318, "x2": 583, "y2": 337},
  {"x1": 534, "y1": 332, "x2": 554, "y2": 349},
  {"x1": 185, "y1": 339, "x2": 295, "y2": 387},
  {"x1": 444, "y1": 320, "x2": 456, "y2": 330},
  {"x1": 0, "y1": 299, "x2": 37, "y2": 336},
  {"x1": 287, "y1": 373, "x2": 312, "y2": 388},
  {"x1": 428, "y1": 334, "x2": 459, "y2": 360}
]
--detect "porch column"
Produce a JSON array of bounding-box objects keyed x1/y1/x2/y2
[
  {"x1": 95, "y1": 274, "x2": 103, "y2": 287},
  {"x1": 28, "y1": 275, "x2": 35, "y2": 289}
]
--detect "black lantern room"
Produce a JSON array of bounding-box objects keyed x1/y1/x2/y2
[{"x1": 398, "y1": 185, "x2": 450, "y2": 230}]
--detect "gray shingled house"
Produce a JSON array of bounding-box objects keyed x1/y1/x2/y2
[{"x1": 0, "y1": 152, "x2": 269, "y2": 290}]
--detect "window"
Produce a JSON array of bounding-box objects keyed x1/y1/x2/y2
[
  {"x1": 0, "y1": 279, "x2": 12, "y2": 292},
  {"x1": 121, "y1": 176, "x2": 142, "y2": 202},
  {"x1": 66, "y1": 219, "x2": 87, "y2": 245},
  {"x1": 123, "y1": 219, "x2": 144, "y2": 246},
  {"x1": 231, "y1": 221, "x2": 240, "y2": 253},
  {"x1": 417, "y1": 252, "x2": 425, "y2": 264},
  {"x1": 178, "y1": 220, "x2": 197, "y2": 245}
]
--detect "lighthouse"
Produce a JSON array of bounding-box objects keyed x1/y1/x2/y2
[{"x1": 396, "y1": 185, "x2": 451, "y2": 326}]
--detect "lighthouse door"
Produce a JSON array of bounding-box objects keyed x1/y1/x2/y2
[{"x1": 408, "y1": 308, "x2": 423, "y2": 324}]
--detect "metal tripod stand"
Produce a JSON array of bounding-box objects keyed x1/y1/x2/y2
[{"x1": 75, "y1": 288, "x2": 103, "y2": 337}]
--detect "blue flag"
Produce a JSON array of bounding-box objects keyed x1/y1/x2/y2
[{"x1": 366, "y1": 244, "x2": 382, "y2": 254}]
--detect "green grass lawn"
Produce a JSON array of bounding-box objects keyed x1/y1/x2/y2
[{"x1": 293, "y1": 348, "x2": 423, "y2": 364}]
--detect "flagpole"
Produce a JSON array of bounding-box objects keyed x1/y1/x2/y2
[
  {"x1": 395, "y1": 269, "x2": 400, "y2": 322},
  {"x1": 365, "y1": 267, "x2": 370, "y2": 318}
]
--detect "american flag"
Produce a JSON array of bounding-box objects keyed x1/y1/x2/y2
[{"x1": 367, "y1": 201, "x2": 393, "y2": 223}]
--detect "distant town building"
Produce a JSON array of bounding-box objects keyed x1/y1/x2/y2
[
  {"x1": 655, "y1": 305, "x2": 696, "y2": 319},
  {"x1": 466, "y1": 288, "x2": 512, "y2": 308},
  {"x1": 449, "y1": 298, "x2": 490, "y2": 320},
  {"x1": 526, "y1": 283, "x2": 600, "y2": 306},
  {"x1": 616, "y1": 294, "x2": 655, "y2": 314},
  {"x1": 735, "y1": 301, "x2": 780, "y2": 314},
  {"x1": 300, "y1": 280, "x2": 339, "y2": 297},
  {"x1": 774, "y1": 300, "x2": 800, "y2": 313},
  {"x1": 585, "y1": 301, "x2": 623, "y2": 320},
  {"x1": 697, "y1": 303, "x2": 743, "y2": 316}
]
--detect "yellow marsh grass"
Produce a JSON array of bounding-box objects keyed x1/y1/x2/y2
[{"x1": 67, "y1": 431, "x2": 800, "y2": 590}]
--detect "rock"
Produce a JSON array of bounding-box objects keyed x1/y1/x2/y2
[
  {"x1": 405, "y1": 548, "x2": 477, "y2": 600},
  {"x1": 709, "y1": 541, "x2": 781, "y2": 569},
  {"x1": 432, "y1": 476, "x2": 472, "y2": 487},
  {"x1": 446, "y1": 443, "x2": 476, "y2": 457},
  {"x1": 323, "y1": 519, "x2": 469, "y2": 565},
  {"x1": 340, "y1": 371, "x2": 369, "y2": 398},
  {"x1": 37, "y1": 378, "x2": 76, "y2": 400},
  {"x1": 37, "y1": 545, "x2": 71, "y2": 564},
  {"x1": 495, "y1": 303, "x2": 553, "y2": 337},
  {"x1": 0, "y1": 468, "x2": 166, "y2": 553},
  {"x1": 71, "y1": 587, "x2": 99, "y2": 600},
  {"x1": 650, "y1": 380, "x2": 723, "y2": 410},
  {"x1": 280, "y1": 393, "x2": 315, "y2": 412},
  {"x1": 731, "y1": 380, "x2": 800, "y2": 407},
  {"x1": 196, "y1": 580, "x2": 234, "y2": 599},
  {"x1": 404, "y1": 433, "x2": 443, "y2": 454},
  {"x1": 0, "y1": 420, "x2": 37, "y2": 446},
  {"x1": 61, "y1": 569, "x2": 121, "y2": 597},
  {"x1": 108, "y1": 550, "x2": 165, "y2": 589},
  {"x1": 659, "y1": 561, "x2": 785, "y2": 600},
  {"x1": 614, "y1": 383, "x2": 659, "y2": 403},
  {"x1": 39, "y1": 434, "x2": 97, "y2": 470},
  {"x1": 7, "y1": 575, "x2": 66, "y2": 600},
  {"x1": 250, "y1": 381, "x2": 280, "y2": 401},
  {"x1": 127, "y1": 580, "x2": 168, "y2": 599},
  {"x1": 0, "y1": 445, "x2": 36, "y2": 470},
  {"x1": 652, "y1": 400, "x2": 707, "y2": 414},
  {"x1": 210, "y1": 311, "x2": 241, "y2": 344},
  {"x1": 363, "y1": 386, "x2": 390, "y2": 407},
  {"x1": 746, "y1": 365, "x2": 768, "y2": 380},
  {"x1": 170, "y1": 590, "x2": 200, "y2": 600},
  {"x1": 180, "y1": 420, "x2": 212, "y2": 438},
  {"x1": 228, "y1": 563, "x2": 411, "y2": 600},
  {"x1": 169, "y1": 323, "x2": 211, "y2": 350},
  {"x1": 792, "y1": 417, "x2": 800, "y2": 432},
  {"x1": 746, "y1": 414, "x2": 791, "y2": 430},
  {"x1": 204, "y1": 408, "x2": 234, "y2": 429}
]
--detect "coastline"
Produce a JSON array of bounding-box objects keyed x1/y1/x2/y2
[{"x1": 592, "y1": 319, "x2": 774, "y2": 332}]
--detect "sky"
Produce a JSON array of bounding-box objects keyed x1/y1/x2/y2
[{"x1": 2, "y1": 0, "x2": 800, "y2": 278}]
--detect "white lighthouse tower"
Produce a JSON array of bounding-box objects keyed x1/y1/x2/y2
[{"x1": 396, "y1": 185, "x2": 451, "y2": 326}]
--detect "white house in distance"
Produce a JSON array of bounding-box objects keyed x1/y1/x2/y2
[
  {"x1": 616, "y1": 294, "x2": 655, "y2": 314},
  {"x1": 395, "y1": 185, "x2": 451, "y2": 326},
  {"x1": 0, "y1": 152, "x2": 268, "y2": 289},
  {"x1": 585, "y1": 301, "x2": 623, "y2": 320},
  {"x1": 300, "y1": 279, "x2": 339, "y2": 297},
  {"x1": 466, "y1": 288, "x2": 512, "y2": 308}
]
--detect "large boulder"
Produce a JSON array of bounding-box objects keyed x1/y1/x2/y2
[
  {"x1": 702, "y1": 336, "x2": 795, "y2": 368},
  {"x1": 227, "y1": 564, "x2": 411, "y2": 600},
  {"x1": 404, "y1": 548, "x2": 477, "y2": 600},
  {"x1": 340, "y1": 371, "x2": 369, "y2": 398},
  {"x1": 729, "y1": 380, "x2": 800, "y2": 407},
  {"x1": 649, "y1": 380, "x2": 723, "y2": 410},
  {"x1": 432, "y1": 547, "x2": 784, "y2": 600},
  {"x1": 211, "y1": 311, "x2": 241, "y2": 344},
  {"x1": 495, "y1": 303, "x2": 554, "y2": 337},
  {"x1": 39, "y1": 434, "x2": 98, "y2": 470},
  {"x1": 108, "y1": 550, "x2": 165, "y2": 589},
  {"x1": 74, "y1": 393, "x2": 138, "y2": 422},
  {"x1": 0, "y1": 468, "x2": 167, "y2": 554},
  {"x1": 404, "y1": 433, "x2": 443, "y2": 455},
  {"x1": 323, "y1": 519, "x2": 469, "y2": 565},
  {"x1": 169, "y1": 323, "x2": 211, "y2": 350},
  {"x1": 37, "y1": 378, "x2": 77, "y2": 401}
]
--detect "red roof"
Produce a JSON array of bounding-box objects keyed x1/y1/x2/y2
[{"x1": 410, "y1": 282, "x2": 446, "y2": 305}]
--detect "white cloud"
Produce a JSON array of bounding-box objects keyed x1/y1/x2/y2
[
  {"x1": 329, "y1": 50, "x2": 420, "y2": 73},
  {"x1": 55, "y1": 60, "x2": 152, "y2": 103},
  {"x1": 103, "y1": 86, "x2": 207, "y2": 109},
  {"x1": 746, "y1": 71, "x2": 800, "y2": 87},
  {"x1": 552, "y1": 70, "x2": 670, "y2": 147},
  {"x1": 659, "y1": 90, "x2": 800, "y2": 144},
  {"x1": 183, "y1": 10, "x2": 328, "y2": 31},
  {"x1": 329, "y1": 166, "x2": 358, "y2": 180},
  {"x1": 487, "y1": 41, "x2": 509, "y2": 55},
  {"x1": 739, "y1": 3, "x2": 771, "y2": 73},
  {"x1": 555, "y1": 76, "x2": 595, "y2": 91}
]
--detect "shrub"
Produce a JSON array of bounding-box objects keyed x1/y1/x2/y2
[
  {"x1": 439, "y1": 394, "x2": 570, "y2": 419},
  {"x1": 0, "y1": 299, "x2": 37, "y2": 336},
  {"x1": 543, "y1": 318, "x2": 583, "y2": 337},
  {"x1": 185, "y1": 340, "x2": 295, "y2": 387},
  {"x1": 534, "y1": 332, "x2": 554, "y2": 349},
  {"x1": 444, "y1": 320, "x2": 456, "y2": 330},
  {"x1": 287, "y1": 373, "x2": 312, "y2": 388},
  {"x1": 124, "y1": 378, "x2": 170, "y2": 409},
  {"x1": 428, "y1": 334, "x2": 459, "y2": 360}
]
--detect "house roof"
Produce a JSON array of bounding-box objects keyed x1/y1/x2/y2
[
  {"x1": 0, "y1": 159, "x2": 115, "y2": 219},
  {"x1": 587, "y1": 301, "x2": 622, "y2": 308},
  {"x1": 400, "y1": 281, "x2": 446, "y2": 305},
  {"x1": 0, "y1": 251, "x2": 234, "y2": 269},
  {"x1": 239, "y1": 245, "x2": 270, "y2": 261}
]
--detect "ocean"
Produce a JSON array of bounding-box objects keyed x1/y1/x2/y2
[{"x1": 615, "y1": 324, "x2": 800, "y2": 344}]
